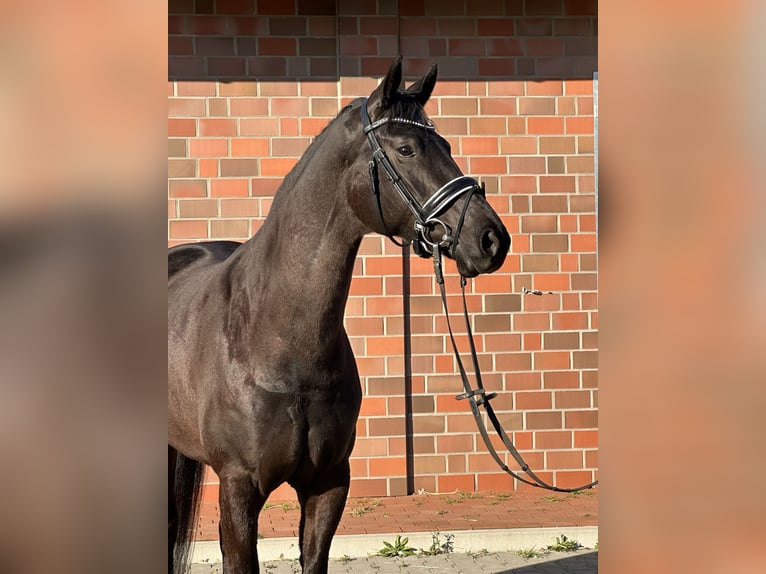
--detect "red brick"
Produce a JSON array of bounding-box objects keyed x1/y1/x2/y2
[
  {"x1": 539, "y1": 175, "x2": 576, "y2": 193},
  {"x1": 500, "y1": 175, "x2": 536, "y2": 194},
  {"x1": 497, "y1": 136, "x2": 534, "y2": 154},
  {"x1": 574, "y1": 429, "x2": 598, "y2": 448},
  {"x1": 478, "y1": 58, "x2": 516, "y2": 77},
  {"x1": 528, "y1": 117, "x2": 564, "y2": 134},
  {"x1": 543, "y1": 332, "x2": 580, "y2": 350},
  {"x1": 260, "y1": 158, "x2": 297, "y2": 177},
  {"x1": 461, "y1": 137, "x2": 498, "y2": 155},
  {"x1": 532, "y1": 234, "x2": 568, "y2": 252},
  {"x1": 169, "y1": 179, "x2": 206, "y2": 198},
  {"x1": 526, "y1": 81, "x2": 562, "y2": 96},
  {"x1": 168, "y1": 36, "x2": 194, "y2": 56},
  {"x1": 178, "y1": 199, "x2": 218, "y2": 218},
  {"x1": 437, "y1": 474, "x2": 475, "y2": 492},
  {"x1": 533, "y1": 273, "x2": 571, "y2": 291},
  {"x1": 340, "y1": 36, "x2": 377, "y2": 56},
  {"x1": 215, "y1": 0, "x2": 255, "y2": 14},
  {"x1": 220, "y1": 198, "x2": 260, "y2": 217},
  {"x1": 516, "y1": 17, "x2": 553, "y2": 36},
  {"x1": 168, "y1": 98, "x2": 206, "y2": 117},
  {"x1": 566, "y1": 116, "x2": 594, "y2": 134},
  {"x1": 272, "y1": 137, "x2": 310, "y2": 157},
  {"x1": 348, "y1": 479, "x2": 387, "y2": 498},
  {"x1": 521, "y1": 215, "x2": 557, "y2": 233},
  {"x1": 169, "y1": 219, "x2": 208, "y2": 239},
  {"x1": 449, "y1": 38, "x2": 486, "y2": 57},
  {"x1": 168, "y1": 138, "x2": 187, "y2": 158},
  {"x1": 199, "y1": 159, "x2": 218, "y2": 177},
  {"x1": 368, "y1": 417, "x2": 406, "y2": 437},
  {"x1": 554, "y1": 97, "x2": 575, "y2": 117},
  {"x1": 547, "y1": 450, "x2": 583, "y2": 469},
  {"x1": 516, "y1": 391, "x2": 552, "y2": 410},
  {"x1": 543, "y1": 371, "x2": 579, "y2": 389},
  {"x1": 486, "y1": 37, "x2": 524, "y2": 61},
  {"x1": 554, "y1": 390, "x2": 593, "y2": 409},
  {"x1": 478, "y1": 18, "x2": 516, "y2": 36},
  {"x1": 564, "y1": 409, "x2": 598, "y2": 429},
  {"x1": 552, "y1": 312, "x2": 589, "y2": 330},
  {"x1": 526, "y1": 38, "x2": 564, "y2": 57},
  {"x1": 248, "y1": 56, "x2": 288, "y2": 77},
  {"x1": 526, "y1": 411, "x2": 562, "y2": 430},
  {"x1": 469, "y1": 117, "x2": 507, "y2": 135},
  {"x1": 299, "y1": 117, "x2": 329, "y2": 136},
  {"x1": 188, "y1": 16, "x2": 230, "y2": 35},
  {"x1": 168, "y1": 118, "x2": 197, "y2": 137},
  {"x1": 564, "y1": 79, "x2": 593, "y2": 95},
  {"x1": 228, "y1": 138, "x2": 267, "y2": 157},
  {"x1": 466, "y1": 0, "x2": 504, "y2": 16},
  {"x1": 210, "y1": 179, "x2": 249, "y2": 197},
  {"x1": 229, "y1": 98, "x2": 269, "y2": 116},
  {"x1": 469, "y1": 156, "x2": 507, "y2": 174},
  {"x1": 189, "y1": 139, "x2": 228, "y2": 157},
  {"x1": 509, "y1": 156, "x2": 546, "y2": 174},
  {"x1": 512, "y1": 313, "x2": 550, "y2": 332},
  {"x1": 534, "y1": 351, "x2": 571, "y2": 370},
  {"x1": 565, "y1": 0, "x2": 596, "y2": 16},
  {"x1": 476, "y1": 473, "x2": 515, "y2": 492},
  {"x1": 570, "y1": 194, "x2": 595, "y2": 212},
  {"x1": 570, "y1": 234, "x2": 597, "y2": 252},
  {"x1": 210, "y1": 219, "x2": 249, "y2": 239},
  {"x1": 220, "y1": 159, "x2": 259, "y2": 177},
  {"x1": 257, "y1": 0, "x2": 295, "y2": 15},
  {"x1": 522, "y1": 253, "x2": 558, "y2": 272},
  {"x1": 554, "y1": 17, "x2": 592, "y2": 36},
  {"x1": 168, "y1": 159, "x2": 195, "y2": 178},
  {"x1": 200, "y1": 119, "x2": 237, "y2": 136},
  {"x1": 540, "y1": 136, "x2": 575, "y2": 154},
  {"x1": 535, "y1": 430, "x2": 572, "y2": 449}
]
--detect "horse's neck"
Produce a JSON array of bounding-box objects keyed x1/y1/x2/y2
[{"x1": 229, "y1": 134, "x2": 366, "y2": 359}]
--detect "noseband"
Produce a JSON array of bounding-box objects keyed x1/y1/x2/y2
[{"x1": 359, "y1": 97, "x2": 485, "y2": 259}]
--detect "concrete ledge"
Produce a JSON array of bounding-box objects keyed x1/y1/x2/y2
[{"x1": 191, "y1": 526, "x2": 598, "y2": 563}]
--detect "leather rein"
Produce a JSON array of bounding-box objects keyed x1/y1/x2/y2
[{"x1": 360, "y1": 98, "x2": 598, "y2": 493}]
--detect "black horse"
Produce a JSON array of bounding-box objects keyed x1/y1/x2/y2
[{"x1": 168, "y1": 58, "x2": 510, "y2": 574}]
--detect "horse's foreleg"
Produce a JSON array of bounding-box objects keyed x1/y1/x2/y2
[
  {"x1": 296, "y1": 465, "x2": 350, "y2": 574},
  {"x1": 218, "y1": 467, "x2": 263, "y2": 574}
]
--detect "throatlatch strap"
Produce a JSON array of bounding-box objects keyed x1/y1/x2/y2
[{"x1": 368, "y1": 160, "x2": 405, "y2": 248}]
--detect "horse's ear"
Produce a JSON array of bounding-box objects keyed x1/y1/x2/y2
[
  {"x1": 369, "y1": 56, "x2": 403, "y2": 111},
  {"x1": 404, "y1": 64, "x2": 438, "y2": 106}
]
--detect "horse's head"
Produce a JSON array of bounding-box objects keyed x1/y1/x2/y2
[{"x1": 348, "y1": 57, "x2": 510, "y2": 277}]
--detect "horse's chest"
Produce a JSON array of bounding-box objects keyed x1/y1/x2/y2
[{"x1": 202, "y1": 373, "x2": 361, "y2": 476}]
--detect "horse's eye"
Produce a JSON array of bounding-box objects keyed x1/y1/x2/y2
[{"x1": 396, "y1": 145, "x2": 415, "y2": 157}]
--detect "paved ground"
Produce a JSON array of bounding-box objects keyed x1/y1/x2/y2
[
  {"x1": 194, "y1": 489, "x2": 598, "y2": 540},
  {"x1": 190, "y1": 489, "x2": 598, "y2": 573},
  {"x1": 191, "y1": 549, "x2": 597, "y2": 573}
]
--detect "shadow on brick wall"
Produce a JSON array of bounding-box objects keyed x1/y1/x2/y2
[{"x1": 169, "y1": 0, "x2": 597, "y2": 82}]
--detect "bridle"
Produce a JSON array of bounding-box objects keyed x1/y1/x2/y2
[
  {"x1": 360, "y1": 97, "x2": 598, "y2": 493},
  {"x1": 360, "y1": 97, "x2": 484, "y2": 259}
]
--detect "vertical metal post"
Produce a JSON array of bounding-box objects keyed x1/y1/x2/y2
[{"x1": 402, "y1": 244, "x2": 415, "y2": 495}]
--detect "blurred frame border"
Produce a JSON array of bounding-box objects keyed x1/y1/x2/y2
[
  {"x1": 600, "y1": 1, "x2": 766, "y2": 573},
  {"x1": 0, "y1": 1, "x2": 764, "y2": 573},
  {"x1": 0, "y1": 1, "x2": 166, "y2": 573}
]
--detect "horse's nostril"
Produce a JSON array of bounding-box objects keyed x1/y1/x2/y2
[{"x1": 481, "y1": 229, "x2": 499, "y2": 257}]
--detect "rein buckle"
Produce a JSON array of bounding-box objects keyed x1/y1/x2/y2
[{"x1": 456, "y1": 388, "x2": 497, "y2": 407}]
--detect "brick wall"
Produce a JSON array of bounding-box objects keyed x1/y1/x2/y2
[{"x1": 168, "y1": 0, "x2": 597, "y2": 520}]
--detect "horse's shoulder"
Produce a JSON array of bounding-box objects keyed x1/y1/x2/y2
[{"x1": 168, "y1": 241, "x2": 242, "y2": 279}]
